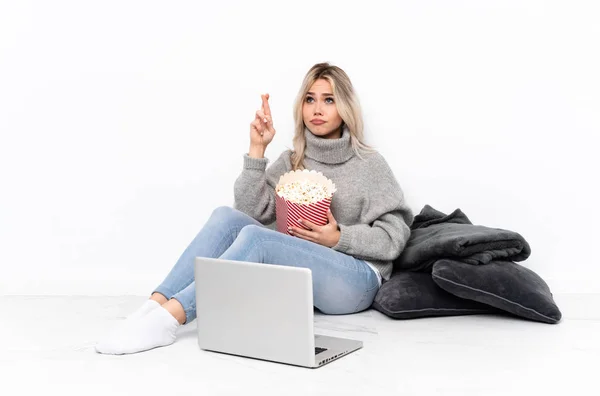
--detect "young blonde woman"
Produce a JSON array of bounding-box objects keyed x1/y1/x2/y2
[{"x1": 95, "y1": 62, "x2": 414, "y2": 355}]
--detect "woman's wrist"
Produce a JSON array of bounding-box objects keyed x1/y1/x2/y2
[{"x1": 248, "y1": 145, "x2": 265, "y2": 159}]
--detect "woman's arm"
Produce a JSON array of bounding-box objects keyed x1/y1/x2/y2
[
  {"x1": 332, "y1": 209, "x2": 412, "y2": 261},
  {"x1": 233, "y1": 150, "x2": 290, "y2": 225},
  {"x1": 332, "y1": 155, "x2": 414, "y2": 261}
]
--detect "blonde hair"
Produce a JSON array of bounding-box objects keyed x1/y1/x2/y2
[{"x1": 288, "y1": 62, "x2": 377, "y2": 171}]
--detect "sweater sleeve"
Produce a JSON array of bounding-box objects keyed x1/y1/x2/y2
[
  {"x1": 233, "y1": 150, "x2": 290, "y2": 225},
  {"x1": 331, "y1": 156, "x2": 414, "y2": 261}
]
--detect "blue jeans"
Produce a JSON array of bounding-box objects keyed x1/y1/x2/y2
[{"x1": 152, "y1": 206, "x2": 380, "y2": 324}]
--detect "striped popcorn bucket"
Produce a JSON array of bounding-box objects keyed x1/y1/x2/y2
[{"x1": 275, "y1": 169, "x2": 337, "y2": 235}]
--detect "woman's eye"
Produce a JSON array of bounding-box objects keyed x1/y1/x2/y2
[{"x1": 305, "y1": 97, "x2": 334, "y2": 104}]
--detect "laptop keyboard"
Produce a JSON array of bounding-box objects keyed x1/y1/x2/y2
[{"x1": 315, "y1": 347, "x2": 327, "y2": 355}]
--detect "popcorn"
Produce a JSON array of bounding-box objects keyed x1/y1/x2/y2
[
  {"x1": 275, "y1": 169, "x2": 337, "y2": 236},
  {"x1": 275, "y1": 180, "x2": 331, "y2": 205}
]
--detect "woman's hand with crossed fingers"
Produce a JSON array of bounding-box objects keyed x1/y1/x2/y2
[{"x1": 249, "y1": 93, "x2": 276, "y2": 148}]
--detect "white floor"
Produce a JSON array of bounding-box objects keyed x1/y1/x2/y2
[{"x1": 1, "y1": 294, "x2": 599, "y2": 396}]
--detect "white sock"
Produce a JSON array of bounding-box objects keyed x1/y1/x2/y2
[
  {"x1": 125, "y1": 299, "x2": 160, "y2": 321},
  {"x1": 96, "y1": 299, "x2": 160, "y2": 347},
  {"x1": 95, "y1": 306, "x2": 181, "y2": 355}
]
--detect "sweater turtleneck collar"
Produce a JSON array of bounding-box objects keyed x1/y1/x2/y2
[{"x1": 303, "y1": 124, "x2": 355, "y2": 164}]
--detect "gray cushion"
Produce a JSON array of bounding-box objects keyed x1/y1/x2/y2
[
  {"x1": 372, "y1": 271, "x2": 497, "y2": 319},
  {"x1": 432, "y1": 259, "x2": 562, "y2": 324}
]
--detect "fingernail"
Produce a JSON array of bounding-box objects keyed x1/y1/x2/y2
[
  {"x1": 298, "y1": 219, "x2": 302, "y2": 223},
  {"x1": 264, "y1": 118, "x2": 267, "y2": 123}
]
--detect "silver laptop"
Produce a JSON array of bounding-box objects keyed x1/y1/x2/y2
[{"x1": 194, "y1": 257, "x2": 363, "y2": 368}]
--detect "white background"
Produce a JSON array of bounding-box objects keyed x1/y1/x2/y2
[{"x1": 1, "y1": 0, "x2": 598, "y2": 295}]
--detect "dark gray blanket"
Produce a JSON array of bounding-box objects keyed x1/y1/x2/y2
[{"x1": 393, "y1": 205, "x2": 531, "y2": 272}]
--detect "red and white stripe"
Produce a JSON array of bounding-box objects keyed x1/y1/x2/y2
[{"x1": 276, "y1": 194, "x2": 332, "y2": 235}]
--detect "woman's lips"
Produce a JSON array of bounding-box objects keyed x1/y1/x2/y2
[{"x1": 311, "y1": 120, "x2": 326, "y2": 125}]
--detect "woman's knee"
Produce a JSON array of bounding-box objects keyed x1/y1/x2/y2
[
  {"x1": 210, "y1": 205, "x2": 236, "y2": 220},
  {"x1": 228, "y1": 225, "x2": 274, "y2": 255},
  {"x1": 235, "y1": 224, "x2": 267, "y2": 242},
  {"x1": 210, "y1": 206, "x2": 255, "y2": 226}
]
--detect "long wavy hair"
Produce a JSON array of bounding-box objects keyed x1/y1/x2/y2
[{"x1": 288, "y1": 62, "x2": 378, "y2": 171}]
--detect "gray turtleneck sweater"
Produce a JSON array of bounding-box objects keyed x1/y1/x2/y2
[{"x1": 232, "y1": 126, "x2": 414, "y2": 281}]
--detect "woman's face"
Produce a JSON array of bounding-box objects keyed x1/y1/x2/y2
[{"x1": 302, "y1": 79, "x2": 344, "y2": 139}]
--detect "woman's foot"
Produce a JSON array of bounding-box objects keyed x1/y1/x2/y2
[
  {"x1": 125, "y1": 299, "x2": 160, "y2": 321},
  {"x1": 123, "y1": 292, "x2": 170, "y2": 321},
  {"x1": 95, "y1": 305, "x2": 181, "y2": 355}
]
